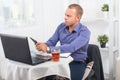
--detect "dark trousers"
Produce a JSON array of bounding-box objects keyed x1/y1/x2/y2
[{"x1": 69, "y1": 61, "x2": 86, "y2": 80}]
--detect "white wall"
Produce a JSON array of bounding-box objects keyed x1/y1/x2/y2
[{"x1": 79, "y1": 0, "x2": 110, "y2": 45}]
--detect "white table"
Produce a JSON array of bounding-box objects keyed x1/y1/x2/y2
[{"x1": 5, "y1": 57, "x2": 73, "y2": 80}]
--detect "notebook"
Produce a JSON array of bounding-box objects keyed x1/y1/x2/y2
[
  {"x1": 60, "y1": 53, "x2": 71, "y2": 58},
  {"x1": 0, "y1": 34, "x2": 51, "y2": 65}
]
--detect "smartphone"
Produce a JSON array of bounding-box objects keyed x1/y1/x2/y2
[{"x1": 30, "y1": 37, "x2": 37, "y2": 44}]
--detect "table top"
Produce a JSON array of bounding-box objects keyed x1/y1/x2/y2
[{"x1": 6, "y1": 57, "x2": 73, "y2": 80}]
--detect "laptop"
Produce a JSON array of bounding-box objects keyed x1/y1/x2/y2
[{"x1": 0, "y1": 34, "x2": 51, "y2": 65}]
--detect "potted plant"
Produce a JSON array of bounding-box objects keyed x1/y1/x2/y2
[
  {"x1": 101, "y1": 4, "x2": 109, "y2": 12},
  {"x1": 101, "y1": 4, "x2": 109, "y2": 18},
  {"x1": 97, "y1": 34, "x2": 109, "y2": 48}
]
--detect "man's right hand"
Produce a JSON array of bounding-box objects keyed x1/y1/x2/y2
[{"x1": 36, "y1": 42, "x2": 48, "y2": 52}]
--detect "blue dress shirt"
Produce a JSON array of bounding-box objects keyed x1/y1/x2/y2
[{"x1": 46, "y1": 22, "x2": 90, "y2": 61}]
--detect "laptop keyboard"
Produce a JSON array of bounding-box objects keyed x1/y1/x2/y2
[
  {"x1": 30, "y1": 51, "x2": 51, "y2": 64},
  {"x1": 32, "y1": 55, "x2": 51, "y2": 64},
  {"x1": 32, "y1": 57, "x2": 46, "y2": 63}
]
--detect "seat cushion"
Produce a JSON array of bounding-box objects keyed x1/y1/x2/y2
[{"x1": 82, "y1": 61, "x2": 94, "y2": 80}]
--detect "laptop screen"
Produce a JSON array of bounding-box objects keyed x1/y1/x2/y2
[{"x1": 0, "y1": 34, "x2": 33, "y2": 64}]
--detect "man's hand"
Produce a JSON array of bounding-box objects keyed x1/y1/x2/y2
[{"x1": 36, "y1": 42, "x2": 47, "y2": 52}]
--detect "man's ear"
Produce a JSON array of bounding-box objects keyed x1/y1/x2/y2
[{"x1": 76, "y1": 15, "x2": 81, "y2": 21}]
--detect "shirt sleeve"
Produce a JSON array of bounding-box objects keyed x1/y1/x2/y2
[{"x1": 45, "y1": 25, "x2": 60, "y2": 47}]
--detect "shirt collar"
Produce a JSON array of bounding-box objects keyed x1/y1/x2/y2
[{"x1": 65, "y1": 23, "x2": 81, "y2": 33}]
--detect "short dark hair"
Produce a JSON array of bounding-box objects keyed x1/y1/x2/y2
[{"x1": 68, "y1": 4, "x2": 83, "y2": 17}]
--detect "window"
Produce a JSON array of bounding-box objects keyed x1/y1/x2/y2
[{"x1": 0, "y1": 0, "x2": 34, "y2": 27}]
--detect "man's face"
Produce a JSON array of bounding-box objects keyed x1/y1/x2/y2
[{"x1": 64, "y1": 8, "x2": 79, "y2": 27}]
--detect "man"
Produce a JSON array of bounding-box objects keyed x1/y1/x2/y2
[{"x1": 36, "y1": 4, "x2": 90, "y2": 80}]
